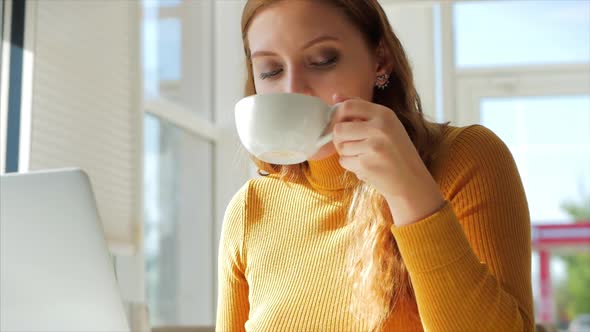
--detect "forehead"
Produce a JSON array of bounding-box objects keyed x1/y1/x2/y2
[{"x1": 246, "y1": 1, "x2": 363, "y2": 53}]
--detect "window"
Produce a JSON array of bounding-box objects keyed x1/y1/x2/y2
[
  {"x1": 480, "y1": 95, "x2": 590, "y2": 222},
  {"x1": 142, "y1": 0, "x2": 213, "y2": 120},
  {"x1": 454, "y1": 0, "x2": 590, "y2": 68},
  {"x1": 144, "y1": 114, "x2": 214, "y2": 325},
  {"x1": 0, "y1": 0, "x2": 7, "y2": 173},
  {"x1": 451, "y1": 0, "x2": 590, "y2": 324},
  {"x1": 141, "y1": 0, "x2": 218, "y2": 326},
  {"x1": 452, "y1": 1, "x2": 590, "y2": 225}
]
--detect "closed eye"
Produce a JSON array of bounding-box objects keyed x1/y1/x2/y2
[
  {"x1": 311, "y1": 55, "x2": 338, "y2": 67},
  {"x1": 258, "y1": 55, "x2": 337, "y2": 80},
  {"x1": 260, "y1": 68, "x2": 283, "y2": 80}
]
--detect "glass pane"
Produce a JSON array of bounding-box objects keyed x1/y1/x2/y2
[
  {"x1": 156, "y1": 19, "x2": 182, "y2": 82},
  {"x1": 143, "y1": 0, "x2": 182, "y2": 9},
  {"x1": 454, "y1": 1, "x2": 590, "y2": 68},
  {"x1": 530, "y1": 252, "x2": 569, "y2": 324},
  {"x1": 142, "y1": 0, "x2": 212, "y2": 120},
  {"x1": 143, "y1": 114, "x2": 214, "y2": 326},
  {"x1": 480, "y1": 95, "x2": 590, "y2": 223}
]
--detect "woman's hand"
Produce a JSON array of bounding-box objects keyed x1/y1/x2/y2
[{"x1": 331, "y1": 94, "x2": 445, "y2": 226}]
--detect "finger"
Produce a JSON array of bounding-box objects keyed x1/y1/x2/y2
[
  {"x1": 333, "y1": 121, "x2": 373, "y2": 142},
  {"x1": 338, "y1": 155, "x2": 362, "y2": 174},
  {"x1": 332, "y1": 93, "x2": 361, "y2": 104},
  {"x1": 330, "y1": 93, "x2": 359, "y2": 122},
  {"x1": 331, "y1": 99, "x2": 380, "y2": 124},
  {"x1": 331, "y1": 93, "x2": 362, "y2": 114},
  {"x1": 339, "y1": 156, "x2": 370, "y2": 182},
  {"x1": 337, "y1": 140, "x2": 369, "y2": 157}
]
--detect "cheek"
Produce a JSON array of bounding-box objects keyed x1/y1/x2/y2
[
  {"x1": 352, "y1": 65, "x2": 378, "y2": 101},
  {"x1": 309, "y1": 66, "x2": 363, "y2": 91},
  {"x1": 253, "y1": 77, "x2": 281, "y2": 94},
  {"x1": 320, "y1": 68, "x2": 374, "y2": 102}
]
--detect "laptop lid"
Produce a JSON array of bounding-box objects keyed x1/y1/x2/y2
[{"x1": 0, "y1": 168, "x2": 130, "y2": 332}]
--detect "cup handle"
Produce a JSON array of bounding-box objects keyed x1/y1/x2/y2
[{"x1": 315, "y1": 103, "x2": 341, "y2": 148}]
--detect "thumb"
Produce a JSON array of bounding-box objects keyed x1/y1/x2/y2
[
  {"x1": 330, "y1": 93, "x2": 366, "y2": 123},
  {"x1": 332, "y1": 93, "x2": 352, "y2": 104}
]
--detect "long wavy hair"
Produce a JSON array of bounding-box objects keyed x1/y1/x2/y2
[{"x1": 241, "y1": 0, "x2": 447, "y2": 330}]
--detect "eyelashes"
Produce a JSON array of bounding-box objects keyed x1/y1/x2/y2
[
  {"x1": 260, "y1": 68, "x2": 283, "y2": 80},
  {"x1": 258, "y1": 55, "x2": 339, "y2": 80},
  {"x1": 311, "y1": 55, "x2": 338, "y2": 67}
]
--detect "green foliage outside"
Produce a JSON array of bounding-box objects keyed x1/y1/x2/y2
[{"x1": 555, "y1": 196, "x2": 590, "y2": 323}]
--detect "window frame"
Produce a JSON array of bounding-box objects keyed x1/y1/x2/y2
[
  {"x1": 140, "y1": 0, "x2": 220, "y2": 324},
  {"x1": 437, "y1": 1, "x2": 590, "y2": 126},
  {"x1": 138, "y1": 0, "x2": 251, "y2": 326},
  {"x1": 454, "y1": 64, "x2": 590, "y2": 126}
]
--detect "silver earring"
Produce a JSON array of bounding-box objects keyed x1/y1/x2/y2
[{"x1": 375, "y1": 73, "x2": 390, "y2": 90}]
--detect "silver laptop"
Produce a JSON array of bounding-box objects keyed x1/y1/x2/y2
[{"x1": 0, "y1": 169, "x2": 130, "y2": 332}]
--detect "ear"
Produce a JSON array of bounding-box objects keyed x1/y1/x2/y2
[{"x1": 374, "y1": 40, "x2": 394, "y2": 77}]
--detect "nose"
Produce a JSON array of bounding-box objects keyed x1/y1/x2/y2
[{"x1": 284, "y1": 68, "x2": 312, "y2": 95}]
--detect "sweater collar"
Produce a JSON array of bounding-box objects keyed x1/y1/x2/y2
[{"x1": 304, "y1": 153, "x2": 359, "y2": 192}]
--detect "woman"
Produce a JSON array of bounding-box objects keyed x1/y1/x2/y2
[{"x1": 217, "y1": 0, "x2": 534, "y2": 331}]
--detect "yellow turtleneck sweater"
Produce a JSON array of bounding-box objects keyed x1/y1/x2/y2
[{"x1": 216, "y1": 125, "x2": 534, "y2": 331}]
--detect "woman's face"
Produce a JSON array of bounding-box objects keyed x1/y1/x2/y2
[{"x1": 246, "y1": 0, "x2": 380, "y2": 160}]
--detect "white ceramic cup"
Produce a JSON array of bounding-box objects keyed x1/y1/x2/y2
[{"x1": 234, "y1": 93, "x2": 339, "y2": 165}]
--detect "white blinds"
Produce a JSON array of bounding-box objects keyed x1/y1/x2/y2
[{"x1": 28, "y1": 1, "x2": 141, "y2": 255}]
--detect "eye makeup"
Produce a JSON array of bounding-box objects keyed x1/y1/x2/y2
[
  {"x1": 307, "y1": 48, "x2": 340, "y2": 67},
  {"x1": 254, "y1": 47, "x2": 342, "y2": 80}
]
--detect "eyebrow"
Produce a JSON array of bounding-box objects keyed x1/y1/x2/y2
[{"x1": 250, "y1": 35, "x2": 340, "y2": 59}]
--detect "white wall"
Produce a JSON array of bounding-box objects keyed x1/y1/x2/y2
[
  {"x1": 27, "y1": 0, "x2": 143, "y2": 254},
  {"x1": 17, "y1": 0, "x2": 147, "y2": 325}
]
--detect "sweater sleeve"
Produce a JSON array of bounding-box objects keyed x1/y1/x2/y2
[
  {"x1": 391, "y1": 125, "x2": 534, "y2": 331},
  {"x1": 216, "y1": 182, "x2": 250, "y2": 332}
]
